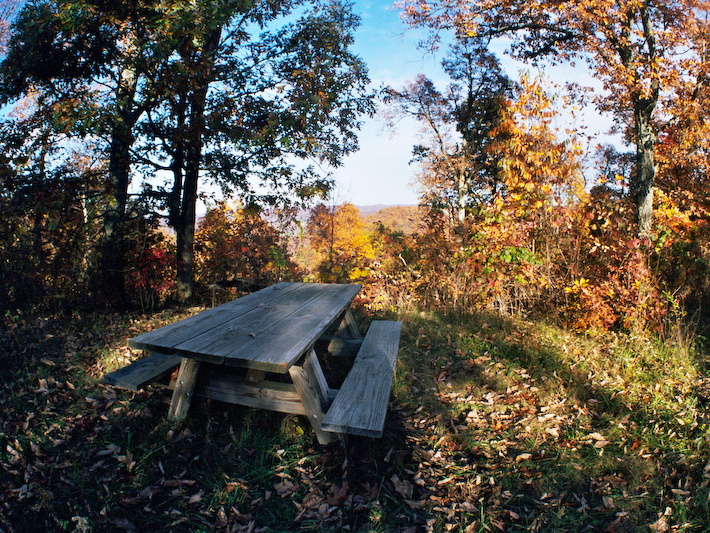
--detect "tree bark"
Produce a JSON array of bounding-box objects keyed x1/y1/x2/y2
[
  {"x1": 633, "y1": 100, "x2": 656, "y2": 238},
  {"x1": 175, "y1": 27, "x2": 222, "y2": 303},
  {"x1": 101, "y1": 65, "x2": 138, "y2": 304}
]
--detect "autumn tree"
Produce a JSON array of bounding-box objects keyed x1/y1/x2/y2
[
  {"x1": 0, "y1": 113, "x2": 106, "y2": 312},
  {"x1": 194, "y1": 202, "x2": 297, "y2": 287},
  {"x1": 400, "y1": 0, "x2": 710, "y2": 237},
  {"x1": 1, "y1": 0, "x2": 374, "y2": 305},
  {"x1": 387, "y1": 37, "x2": 514, "y2": 223},
  {"x1": 306, "y1": 202, "x2": 374, "y2": 281},
  {"x1": 490, "y1": 73, "x2": 585, "y2": 217},
  {"x1": 137, "y1": 0, "x2": 373, "y2": 301},
  {"x1": 0, "y1": 0, "x2": 181, "y2": 303}
]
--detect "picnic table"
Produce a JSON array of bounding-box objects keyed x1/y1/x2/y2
[{"x1": 104, "y1": 282, "x2": 401, "y2": 444}]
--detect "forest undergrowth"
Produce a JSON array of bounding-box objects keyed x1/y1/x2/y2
[{"x1": 1, "y1": 296, "x2": 710, "y2": 532}]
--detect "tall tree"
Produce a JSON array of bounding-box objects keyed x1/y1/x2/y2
[
  {"x1": 400, "y1": 0, "x2": 710, "y2": 237},
  {"x1": 0, "y1": 0, "x2": 175, "y2": 303},
  {"x1": 387, "y1": 37, "x2": 513, "y2": 223},
  {"x1": 1, "y1": 0, "x2": 374, "y2": 304},
  {"x1": 306, "y1": 202, "x2": 374, "y2": 281},
  {"x1": 490, "y1": 73, "x2": 584, "y2": 216},
  {"x1": 138, "y1": 0, "x2": 373, "y2": 301}
]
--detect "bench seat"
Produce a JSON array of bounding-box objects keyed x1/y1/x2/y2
[
  {"x1": 104, "y1": 352, "x2": 183, "y2": 391},
  {"x1": 321, "y1": 320, "x2": 402, "y2": 438}
]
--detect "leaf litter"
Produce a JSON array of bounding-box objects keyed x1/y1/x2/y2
[{"x1": 1, "y1": 309, "x2": 709, "y2": 531}]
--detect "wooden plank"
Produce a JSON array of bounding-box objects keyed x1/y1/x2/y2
[
  {"x1": 128, "y1": 282, "x2": 301, "y2": 355},
  {"x1": 289, "y1": 350, "x2": 335, "y2": 445},
  {"x1": 128, "y1": 283, "x2": 361, "y2": 373},
  {"x1": 104, "y1": 352, "x2": 182, "y2": 391},
  {"x1": 242, "y1": 284, "x2": 361, "y2": 372},
  {"x1": 168, "y1": 358, "x2": 201, "y2": 421},
  {"x1": 172, "y1": 283, "x2": 331, "y2": 364},
  {"x1": 321, "y1": 321, "x2": 401, "y2": 438},
  {"x1": 196, "y1": 372, "x2": 307, "y2": 415}
]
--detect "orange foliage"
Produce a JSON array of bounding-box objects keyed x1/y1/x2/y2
[
  {"x1": 305, "y1": 203, "x2": 375, "y2": 282},
  {"x1": 194, "y1": 202, "x2": 299, "y2": 285}
]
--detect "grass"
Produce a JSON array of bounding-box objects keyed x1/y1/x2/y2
[{"x1": 1, "y1": 303, "x2": 710, "y2": 531}]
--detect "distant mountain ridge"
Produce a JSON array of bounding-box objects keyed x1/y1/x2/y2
[{"x1": 355, "y1": 204, "x2": 414, "y2": 217}]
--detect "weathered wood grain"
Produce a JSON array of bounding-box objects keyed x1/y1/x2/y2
[
  {"x1": 128, "y1": 282, "x2": 302, "y2": 355},
  {"x1": 167, "y1": 358, "x2": 201, "y2": 421},
  {"x1": 196, "y1": 371, "x2": 306, "y2": 415},
  {"x1": 103, "y1": 352, "x2": 182, "y2": 391},
  {"x1": 240, "y1": 284, "x2": 360, "y2": 372},
  {"x1": 321, "y1": 321, "x2": 401, "y2": 438},
  {"x1": 289, "y1": 350, "x2": 335, "y2": 445},
  {"x1": 127, "y1": 282, "x2": 361, "y2": 374}
]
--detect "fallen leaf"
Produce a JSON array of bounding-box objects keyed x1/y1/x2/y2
[
  {"x1": 97, "y1": 444, "x2": 121, "y2": 457},
  {"x1": 648, "y1": 517, "x2": 669, "y2": 532},
  {"x1": 111, "y1": 518, "x2": 136, "y2": 532},
  {"x1": 327, "y1": 481, "x2": 350, "y2": 506},
  {"x1": 516, "y1": 453, "x2": 533, "y2": 463},
  {"x1": 404, "y1": 499, "x2": 425, "y2": 510},
  {"x1": 37, "y1": 379, "x2": 49, "y2": 393},
  {"x1": 391, "y1": 474, "x2": 413, "y2": 499},
  {"x1": 274, "y1": 479, "x2": 297, "y2": 498},
  {"x1": 188, "y1": 490, "x2": 204, "y2": 504}
]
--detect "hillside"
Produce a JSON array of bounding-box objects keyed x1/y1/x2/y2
[{"x1": 362, "y1": 205, "x2": 423, "y2": 234}]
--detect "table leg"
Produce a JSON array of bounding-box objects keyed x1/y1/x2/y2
[
  {"x1": 289, "y1": 349, "x2": 335, "y2": 445},
  {"x1": 168, "y1": 358, "x2": 201, "y2": 421},
  {"x1": 328, "y1": 309, "x2": 363, "y2": 356},
  {"x1": 337, "y1": 309, "x2": 360, "y2": 339}
]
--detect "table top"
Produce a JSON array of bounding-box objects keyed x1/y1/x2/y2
[{"x1": 128, "y1": 282, "x2": 361, "y2": 373}]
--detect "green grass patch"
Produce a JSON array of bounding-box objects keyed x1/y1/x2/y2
[{"x1": 2, "y1": 306, "x2": 710, "y2": 531}]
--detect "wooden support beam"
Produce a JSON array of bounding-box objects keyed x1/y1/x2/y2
[
  {"x1": 337, "y1": 309, "x2": 360, "y2": 338},
  {"x1": 245, "y1": 368, "x2": 266, "y2": 384},
  {"x1": 289, "y1": 350, "x2": 334, "y2": 445},
  {"x1": 168, "y1": 358, "x2": 201, "y2": 421},
  {"x1": 324, "y1": 337, "x2": 362, "y2": 357},
  {"x1": 197, "y1": 372, "x2": 307, "y2": 415},
  {"x1": 327, "y1": 309, "x2": 363, "y2": 356}
]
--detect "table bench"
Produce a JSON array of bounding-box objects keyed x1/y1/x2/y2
[
  {"x1": 104, "y1": 352, "x2": 182, "y2": 391},
  {"x1": 321, "y1": 320, "x2": 401, "y2": 437},
  {"x1": 104, "y1": 282, "x2": 401, "y2": 443}
]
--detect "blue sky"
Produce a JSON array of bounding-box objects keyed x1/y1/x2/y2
[
  {"x1": 330, "y1": 0, "x2": 444, "y2": 207},
  {"x1": 331, "y1": 0, "x2": 617, "y2": 207}
]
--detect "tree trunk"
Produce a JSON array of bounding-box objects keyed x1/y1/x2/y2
[
  {"x1": 175, "y1": 28, "x2": 221, "y2": 303},
  {"x1": 100, "y1": 65, "x2": 138, "y2": 305},
  {"x1": 456, "y1": 170, "x2": 466, "y2": 223},
  {"x1": 633, "y1": 99, "x2": 656, "y2": 238}
]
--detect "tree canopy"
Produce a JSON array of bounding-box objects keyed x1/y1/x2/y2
[
  {"x1": 0, "y1": 0, "x2": 374, "y2": 304},
  {"x1": 400, "y1": 0, "x2": 710, "y2": 237}
]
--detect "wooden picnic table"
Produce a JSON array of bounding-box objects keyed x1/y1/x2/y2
[{"x1": 106, "y1": 282, "x2": 401, "y2": 444}]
